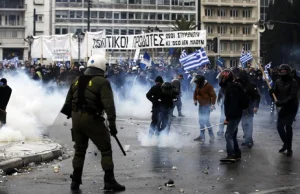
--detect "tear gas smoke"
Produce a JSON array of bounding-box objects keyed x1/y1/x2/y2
[{"x1": 0, "y1": 72, "x2": 67, "y2": 142}]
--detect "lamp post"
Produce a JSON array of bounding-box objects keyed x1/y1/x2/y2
[
  {"x1": 24, "y1": 35, "x2": 34, "y2": 63},
  {"x1": 254, "y1": 20, "x2": 300, "y2": 32},
  {"x1": 73, "y1": 30, "x2": 85, "y2": 63}
]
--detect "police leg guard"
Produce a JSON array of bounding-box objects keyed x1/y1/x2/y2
[{"x1": 104, "y1": 170, "x2": 126, "y2": 191}]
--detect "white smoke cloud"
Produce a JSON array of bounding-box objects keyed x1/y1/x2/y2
[{"x1": 0, "y1": 72, "x2": 67, "y2": 142}]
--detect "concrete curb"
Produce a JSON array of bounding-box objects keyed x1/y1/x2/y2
[{"x1": 0, "y1": 149, "x2": 63, "y2": 171}]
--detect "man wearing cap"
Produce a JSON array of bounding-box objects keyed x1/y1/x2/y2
[
  {"x1": 0, "y1": 78, "x2": 12, "y2": 126},
  {"x1": 146, "y1": 76, "x2": 164, "y2": 135}
]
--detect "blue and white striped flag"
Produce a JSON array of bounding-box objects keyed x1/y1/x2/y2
[
  {"x1": 264, "y1": 62, "x2": 273, "y2": 86},
  {"x1": 180, "y1": 49, "x2": 187, "y2": 59},
  {"x1": 179, "y1": 48, "x2": 210, "y2": 71},
  {"x1": 240, "y1": 48, "x2": 253, "y2": 68},
  {"x1": 160, "y1": 55, "x2": 164, "y2": 66}
]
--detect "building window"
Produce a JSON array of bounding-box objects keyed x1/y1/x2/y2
[
  {"x1": 171, "y1": 13, "x2": 176, "y2": 20},
  {"x1": 136, "y1": 13, "x2": 142, "y2": 19},
  {"x1": 230, "y1": 59, "x2": 238, "y2": 67},
  {"x1": 76, "y1": 11, "x2": 82, "y2": 18},
  {"x1": 205, "y1": 9, "x2": 212, "y2": 17},
  {"x1": 128, "y1": 29, "x2": 134, "y2": 34},
  {"x1": 242, "y1": 27, "x2": 250, "y2": 34},
  {"x1": 106, "y1": 29, "x2": 112, "y2": 35},
  {"x1": 218, "y1": 26, "x2": 227, "y2": 34},
  {"x1": 121, "y1": 12, "x2": 127, "y2": 19},
  {"x1": 121, "y1": 29, "x2": 127, "y2": 35},
  {"x1": 62, "y1": 28, "x2": 68, "y2": 34},
  {"x1": 217, "y1": 9, "x2": 226, "y2": 17},
  {"x1": 230, "y1": 43, "x2": 237, "y2": 51},
  {"x1": 55, "y1": 28, "x2": 61, "y2": 34},
  {"x1": 206, "y1": 26, "x2": 213, "y2": 34},
  {"x1": 114, "y1": 13, "x2": 120, "y2": 19},
  {"x1": 230, "y1": 10, "x2": 238, "y2": 17},
  {"x1": 106, "y1": 12, "x2": 112, "y2": 19},
  {"x1": 56, "y1": 10, "x2": 68, "y2": 18},
  {"x1": 171, "y1": 0, "x2": 179, "y2": 5},
  {"x1": 242, "y1": 10, "x2": 251, "y2": 18},
  {"x1": 113, "y1": 29, "x2": 119, "y2": 35},
  {"x1": 164, "y1": 14, "x2": 170, "y2": 20},
  {"x1": 220, "y1": 42, "x2": 226, "y2": 51},
  {"x1": 143, "y1": 13, "x2": 149, "y2": 20},
  {"x1": 99, "y1": 12, "x2": 105, "y2": 19},
  {"x1": 190, "y1": 14, "x2": 195, "y2": 20},
  {"x1": 135, "y1": 29, "x2": 141, "y2": 34},
  {"x1": 229, "y1": 26, "x2": 238, "y2": 35},
  {"x1": 91, "y1": 11, "x2": 97, "y2": 18},
  {"x1": 158, "y1": 14, "x2": 163, "y2": 20},
  {"x1": 243, "y1": 43, "x2": 251, "y2": 51},
  {"x1": 128, "y1": 13, "x2": 134, "y2": 19},
  {"x1": 150, "y1": 13, "x2": 155, "y2": 20}
]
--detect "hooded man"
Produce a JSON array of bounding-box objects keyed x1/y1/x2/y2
[
  {"x1": 61, "y1": 54, "x2": 125, "y2": 191},
  {"x1": 218, "y1": 70, "x2": 249, "y2": 163},
  {"x1": 269, "y1": 64, "x2": 299, "y2": 156},
  {"x1": 146, "y1": 76, "x2": 164, "y2": 136},
  {"x1": 235, "y1": 70, "x2": 260, "y2": 148},
  {"x1": 193, "y1": 75, "x2": 216, "y2": 142}
]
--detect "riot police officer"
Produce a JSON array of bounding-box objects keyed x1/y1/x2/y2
[{"x1": 61, "y1": 54, "x2": 125, "y2": 191}]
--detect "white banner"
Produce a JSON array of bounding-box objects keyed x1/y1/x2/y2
[
  {"x1": 52, "y1": 49, "x2": 71, "y2": 61},
  {"x1": 93, "y1": 30, "x2": 206, "y2": 49},
  {"x1": 31, "y1": 30, "x2": 206, "y2": 60}
]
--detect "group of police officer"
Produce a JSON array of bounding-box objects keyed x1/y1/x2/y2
[{"x1": 60, "y1": 52, "x2": 299, "y2": 190}]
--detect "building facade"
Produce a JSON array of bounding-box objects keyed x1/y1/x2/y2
[
  {"x1": 202, "y1": 0, "x2": 260, "y2": 67},
  {"x1": 0, "y1": 0, "x2": 26, "y2": 61},
  {"x1": 53, "y1": 0, "x2": 196, "y2": 59},
  {"x1": 0, "y1": 0, "x2": 52, "y2": 61}
]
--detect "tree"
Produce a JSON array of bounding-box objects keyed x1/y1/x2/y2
[
  {"x1": 262, "y1": 0, "x2": 294, "y2": 66},
  {"x1": 169, "y1": 17, "x2": 198, "y2": 62}
]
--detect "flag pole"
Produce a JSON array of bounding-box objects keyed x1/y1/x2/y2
[{"x1": 252, "y1": 59, "x2": 277, "y2": 102}]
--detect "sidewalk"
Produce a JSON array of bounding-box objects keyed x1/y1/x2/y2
[{"x1": 0, "y1": 138, "x2": 63, "y2": 171}]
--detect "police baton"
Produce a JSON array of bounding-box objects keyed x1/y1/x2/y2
[{"x1": 112, "y1": 135, "x2": 126, "y2": 156}]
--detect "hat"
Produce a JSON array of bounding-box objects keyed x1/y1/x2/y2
[
  {"x1": 155, "y1": 76, "x2": 164, "y2": 83},
  {"x1": 0, "y1": 78, "x2": 7, "y2": 85}
]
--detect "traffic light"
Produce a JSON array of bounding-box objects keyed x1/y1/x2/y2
[
  {"x1": 212, "y1": 37, "x2": 218, "y2": 53},
  {"x1": 88, "y1": 0, "x2": 92, "y2": 8}
]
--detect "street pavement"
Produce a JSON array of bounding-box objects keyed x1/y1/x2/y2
[{"x1": 1, "y1": 106, "x2": 300, "y2": 194}]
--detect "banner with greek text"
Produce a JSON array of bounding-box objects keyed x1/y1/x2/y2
[{"x1": 52, "y1": 49, "x2": 71, "y2": 61}]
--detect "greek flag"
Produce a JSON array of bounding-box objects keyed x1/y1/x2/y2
[
  {"x1": 179, "y1": 48, "x2": 210, "y2": 71},
  {"x1": 139, "y1": 51, "x2": 152, "y2": 70},
  {"x1": 240, "y1": 48, "x2": 253, "y2": 68},
  {"x1": 264, "y1": 62, "x2": 273, "y2": 86},
  {"x1": 180, "y1": 49, "x2": 187, "y2": 58},
  {"x1": 160, "y1": 55, "x2": 164, "y2": 66}
]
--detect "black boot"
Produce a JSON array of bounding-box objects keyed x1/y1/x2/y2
[
  {"x1": 104, "y1": 170, "x2": 125, "y2": 191},
  {"x1": 70, "y1": 174, "x2": 82, "y2": 191},
  {"x1": 279, "y1": 145, "x2": 287, "y2": 153}
]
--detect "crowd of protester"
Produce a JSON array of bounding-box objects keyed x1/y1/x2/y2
[{"x1": 0, "y1": 61, "x2": 299, "y2": 108}]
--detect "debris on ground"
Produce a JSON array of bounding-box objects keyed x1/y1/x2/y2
[
  {"x1": 172, "y1": 166, "x2": 177, "y2": 170},
  {"x1": 165, "y1": 179, "x2": 175, "y2": 187},
  {"x1": 124, "y1": 145, "x2": 130, "y2": 152}
]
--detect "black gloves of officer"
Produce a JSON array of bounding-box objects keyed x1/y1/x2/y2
[{"x1": 109, "y1": 125, "x2": 118, "y2": 136}]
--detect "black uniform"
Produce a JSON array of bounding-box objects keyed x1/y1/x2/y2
[{"x1": 0, "y1": 79, "x2": 12, "y2": 125}]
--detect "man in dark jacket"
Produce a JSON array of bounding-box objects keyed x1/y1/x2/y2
[
  {"x1": 236, "y1": 70, "x2": 260, "y2": 148},
  {"x1": 269, "y1": 64, "x2": 298, "y2": 156},
  {"x1": 218, "y1": 70, "x2": 249, "y2": 162},
  {"x1": 0, "y1": 78, "x2": 12, "y2": 125},
  {"x1": 146, "y1": 76, "x2": 164, "y2": 136}
]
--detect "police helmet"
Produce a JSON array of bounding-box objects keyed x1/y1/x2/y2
[{"x1": 87, "y1": 54, "x2": 107, "y2": 71}]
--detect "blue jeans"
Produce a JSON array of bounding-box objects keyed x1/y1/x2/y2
[
  {"x1": 198, "y1": 105, "x2": 212, "y2": 134},
  {"x1": 158, "y1": 108, "x2": 172, "y2": 134},
  {"x1": 225, "y1": 117, "x2": 242, "y2": 156},
  {"x1": 241, "y1": 114, "x2": 254, "y2": 143},
  {"x1": 218, "y1": 104, "x2": 225, "y2": 134}
]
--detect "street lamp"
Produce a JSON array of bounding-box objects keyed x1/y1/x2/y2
[
  {"x1": 73, "y1": 30, "x2": 85, "y2": 63},
  {"x1": 254, "y1": 20, "x2": 300, "y2": 32},
  {"x1": 24, "y1": 35, "x2": 34, "y2": 62}
]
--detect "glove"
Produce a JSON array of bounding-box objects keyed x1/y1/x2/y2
[
  {"x1": 224, "y1": 119, "x2": 229, "y2": 125},
  {"x1": 268, "y1": 88, "x2": 275, "y2": 96},
  {"x1": 275, "y1": 100, "x2": 283, "y2": 107},
  {"x1": 109, "y1": 125, "x2": 118, "y2": 136}
]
